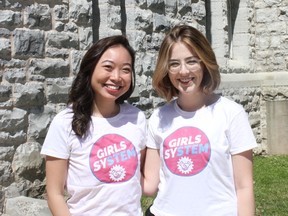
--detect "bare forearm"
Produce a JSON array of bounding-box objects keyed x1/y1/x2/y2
[
  {"x1": 141, "y1": 148, "x2": 160, "y2": 196},
  {"x1": 142, "y1": 174, "x2": 158, "y2": 196},
  {"x1": 237, "y1": 187, "x2": 255, "y2": 216},
  {"x1": 48, "y1": 195, "x2": 71, "y2": 216}
]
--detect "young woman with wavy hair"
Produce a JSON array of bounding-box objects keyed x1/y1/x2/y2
[
  {"x1": 41, "y1": 35, "x2": 146, "y2": 216},
  {"x1": 143, "y1": 25, "x2": 256, "y2": 216}
]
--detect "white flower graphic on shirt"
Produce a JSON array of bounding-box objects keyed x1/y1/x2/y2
[
  {"x1": 109, "y1": 165, "x2": 126, "y2": 182},
  {"x1": 177, "y1": 157, "x2": 194, "y2": 174}
]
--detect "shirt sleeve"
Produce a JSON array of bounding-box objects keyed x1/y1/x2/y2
[
  {"x1": 40, "y1": 111, "x2": 71, "y2": 159},
  {"x1": 228, "y1": 108, "x2": 258, "y2": 155},
  {"x1": 146, "y1": 111, "x2": 161, "y2": 149},
  {"x1": 138, "y1": 110, "x2": 148, "y2": 150}
]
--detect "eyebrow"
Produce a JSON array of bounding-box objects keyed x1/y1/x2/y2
[
  {"x1": 169, "y1": 56, "x2": 199, "y2": 61},
  {"x1": 101, "y1": 60, "x2": 114, "y2": 64},
  {"x1": 100, "y1": 60, "x2": 132, "y2": 69},
  {"x1": 101, "y1": 60, "x2": 132, "y2": 67}
]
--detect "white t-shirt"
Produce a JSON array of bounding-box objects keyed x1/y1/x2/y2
[
  {"x1": 147, "y1": 97, "x2": 257, "y2": 216},
  {"x1": 41, "y1": 103, "x2": 146, "y2": 216}
]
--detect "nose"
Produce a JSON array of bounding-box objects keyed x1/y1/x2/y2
[
  {"x1": 110, "y1": 69, "x2": 121, "y2": 80},
  {"x1": 179, "y1": 63, "x2": 189, "y2": 75}
]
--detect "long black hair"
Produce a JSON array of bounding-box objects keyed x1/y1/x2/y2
[{"x1": 67, "y1": 35, "x2": 136, "y2": 137}]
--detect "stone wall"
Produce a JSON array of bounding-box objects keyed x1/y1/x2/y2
[
  {"x1": 0, "y1": 0, "x2": 288, "y2": 214},
  {"x1": 0, "y1": 0, "x2": 94, "y2": 213},
  {"x1": 0, "y1": 0, "x2": 90, "y2": 162},
  {"x1": 218, "y1": 0, "x2": 288, "y2": 154}
]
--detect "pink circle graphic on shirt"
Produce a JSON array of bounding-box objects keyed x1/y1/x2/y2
[
  {"x1": 163, "y1": 127, "x2": 211, "y2": 176},
  {"x1": 89, "y1": 134, "x2": 138, "y2": 183}
]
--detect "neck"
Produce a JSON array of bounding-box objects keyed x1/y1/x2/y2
[
  {"x1": 177, "y1": 92, "x2": 216, "y2": 112},
  {"x1": 92, "y1": 101, "x2": 120, "y2": 118}
]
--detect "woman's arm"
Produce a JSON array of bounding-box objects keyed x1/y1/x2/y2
[
  {"x1": 141, "y1": 147, "x2": 161, "y2": 196},
  {"x1": 232, "y1": 150, "x2": 255, "y2": 216},
  {"x1": 45, "y1": 156, "x2": 71, "y2": 216}
]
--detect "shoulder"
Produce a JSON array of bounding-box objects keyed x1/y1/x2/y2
[
  {"x1": 150, "y1": 100, "x2": 175, "y2": 118},
  {"x1": 214, "y1": 96, "x2": 244, "y2": 113},
  {"x1": 50, "y1": 107, "x2": 73, "y2": 127},
  {"x1": 54, "y1": 107, "x2": 73, "y2": 119},
  {"x1": 211, "y1": 96, "x2": 248, "y2": 124},
  {"x1": 44, "y1": 107, "x2": 74, "y2": 143}
]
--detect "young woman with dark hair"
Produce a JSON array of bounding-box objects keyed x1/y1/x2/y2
[{"x1": 41, "y1": 35, "x2": 146, "y2": 216}]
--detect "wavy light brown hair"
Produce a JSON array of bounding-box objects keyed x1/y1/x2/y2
[
  {"x1": 153, "y1": 25, "x2": 220, "y2": 101},
  {"x1": 68, "y1": 35, "x2": 136, "y2": 137}
]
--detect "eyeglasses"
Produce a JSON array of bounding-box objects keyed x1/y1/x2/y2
[{"x1": 168, "y1": 58, "x2": 202, "y2": 74}]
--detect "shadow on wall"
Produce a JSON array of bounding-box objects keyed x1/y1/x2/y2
[
  {"x1": 205, "y1": 0, "x2": 240, "y2": 47},
  {"x1": 92, "y1": 0, "x2": 127, "y2": 42},
  {"x1": 227, "y1": 0, "x2": 240, "y2": 55}
]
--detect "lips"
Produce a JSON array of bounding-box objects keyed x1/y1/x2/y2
[
  {"x1": 179, "y1": 77, "x2": 195, "y2": 84},
  {"x1": 105, "y1": 84, "x2": 121, "y2": 90}
]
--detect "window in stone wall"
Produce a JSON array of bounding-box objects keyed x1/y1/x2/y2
[
  {"x1": 226, "y1": 0, "x2": 251, "y2": 71},
  {"x1": 205, "y1": 0, "x2": 212, "y2": 43},
  {"x1": 227, "y1": 0, "x2": 239, "y2": 59}
]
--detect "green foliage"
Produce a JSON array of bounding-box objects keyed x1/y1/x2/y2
[
  {"x1": 254, "y1": 155, "x2": 288, "y2": 216},
  {"x1": 141, "y1": 155, "x2": 288, "y2": 215},
  {"x1": 141, "y1": 196, "x2": 154, "y2": 214}
]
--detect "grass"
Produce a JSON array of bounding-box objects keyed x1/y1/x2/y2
[
  {"x1": 141, "y1": 195, "x2": 154, "y2": 214},
  {"x1": 141, "y1": 155, "x2": 288, "y2": 215},
  {"x1": 254, "y1": 155, "x2": 288, "y2": 216}
]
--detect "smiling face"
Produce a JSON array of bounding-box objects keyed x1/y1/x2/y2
[
  {"x1": 168, "y1": 42, "x2": 203, "y2": 96},
  {"x1": 91, "y1": 44, "x2": 132, "y2": 105}
]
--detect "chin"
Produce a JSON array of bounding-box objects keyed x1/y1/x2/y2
[{"x1": 180, "y1": 87, "x2": 201, "y2": 95}]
